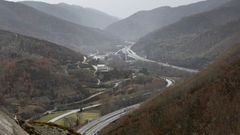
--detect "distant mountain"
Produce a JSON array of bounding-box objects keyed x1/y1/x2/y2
[
  {"x1": 21, "y1": 1, "x2": 119, "y2": 29},
  {"x1": 0, "y1": 30, "x2": 97, "y2": 119},
  {"x1": 132, "y1": 0, "x2": 240, "y2": 69},
  {"x1": 0, "y1": 0, "x2": 121, "y2": 53},
  {"x1": 100, "y1": 43, "x2": 240, "y2": 135},
  {"x1": 105, "y1": 0, "x2": 228, "y2": 41}
]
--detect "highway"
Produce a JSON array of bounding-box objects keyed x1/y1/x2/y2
[
  {"x1": 77, "y1": 78, "x2": 174, "y2": 135},
  {"x1": 77, "y1": 104, "x2": 140, "y2": 135},
  {"x1": 56, "y1": 46, "x2": 176, "y2": 134},
  {"x1": 119, "y1": 46, "x2": 199, "y2": 73},
  {"x1": 48, "y1": 45, "x2": 177, "y2": 134},
  {"x1": 89, "y1": 41, "x2": 198, "y2": 73}
]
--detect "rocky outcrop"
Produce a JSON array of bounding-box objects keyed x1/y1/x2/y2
[{"x1": 0, "y1": 111, "x2": 28, "y2": 135}]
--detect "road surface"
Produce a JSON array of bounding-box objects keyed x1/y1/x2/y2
[
  {"x1": 82, "y1": 56, "x2": 88, "y2": 64},
  {"x1": 77, "y1": 77, "x2": 174, "y2": 135},
  {"x1": 48, "y1": 104, "x2": 102, "y2": 123},
  {"x1": 91, "y1": 65, "x2": 101, "y2": 85},
  {"x1": 77, "y1": 104, "x2": 140, "y2": 135},
  {"x1": 74, "y1": 43, "x2": 178, "y2": 135},
  {"x1": 97, "y1": 79, "x2": 101, "y2": 86},
  {"x1": 119, "y1": 46, "x2": 199, "y2": 73},
  {"x1": 92, "y1": 65, "x2": 98, "y2": 76}
]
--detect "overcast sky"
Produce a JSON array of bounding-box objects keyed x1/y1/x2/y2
[{"x1": 9, "y1": 0, "x2": 205, "y2": 18}]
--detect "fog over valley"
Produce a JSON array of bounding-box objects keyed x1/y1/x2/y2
[
  {"x1": 8, "y1": 0, "x2": 204, "y2": 17},
  {"x1": 0, "y1": 0, "x2": 240, "y2": 135}
]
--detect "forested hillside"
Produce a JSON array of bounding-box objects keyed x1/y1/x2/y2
[
  {"x1": 0, "y1": 30, "x2": 95, "y2": 119},
  {"x1": 22, "y1": 1, "x2": 118, "y2": 29},
  {"x1": 106, "y1": 0, "x2": 227, "y2": 41},
  {"x1": 133, "y1": 0, "x2": 240, "y2": 69},
  {"x1": 101, "y1": 43, "x2": 240, "y2": 135},
  {"x1": 0, "y1": 0, "x2": 121, "y2": 53}
]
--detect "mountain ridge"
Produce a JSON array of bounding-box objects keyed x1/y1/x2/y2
[
  {"x1": 0, "y1": 0, "x2": 121, "y2": 53},
  {"x1": 21, "y1": 1, "x2": 119, "y2": 29},
  {"x1": 101, "y1": 42, "x2": 240, "y2": 135},
  {"x1": 105, "y1": 0, "x2": 228, "y2": 41},
  {"x1": 0, "y1": 29, "x2": 97, "y2": 119},
  {"x1": 132, "y1": 0, "x2": 240, "y2": 69}
]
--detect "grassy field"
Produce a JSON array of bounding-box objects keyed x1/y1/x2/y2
[
  {"x1": 38, "y1": 110, "x2": 100, "y2": 128},
  {"x1": 38, "y1": 111, "x2": 70, "y2": 122},
  {"x1": 55, "y1": 112, "x2": 100, "y2": 126}
]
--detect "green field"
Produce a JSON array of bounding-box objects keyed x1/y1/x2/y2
[
  {"x1": 55, "y1": 112, "x2": 100, "y2": 126},
  {"x1": 38, "y1": 110, "x2": 100, "y2": 127},
  {"x1": 38, "y1": 111, "x2": 70, "y2": 122}
]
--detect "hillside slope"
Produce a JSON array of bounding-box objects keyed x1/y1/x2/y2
[
  {"x1": 105, "y1": 0, "x2": 227, "y2": 41},
  {"x1": 21, "y1": 1, "x2": 118, "y2": 29},
  {"x1": 0, "y1": 108, "x2": 80, "y2": 135},
  {"x1": 0, "y1": 0, "x2": 120, "y2": 52},
  {"x1": 133, "y1": 0, "x2": 240, "y2": 69},
  {"x1": 101, "y1": 44, "x2": 240, "y2": 135},
  {"x1": 0, "y1": 30, "x2": 96, "y2": 119}
]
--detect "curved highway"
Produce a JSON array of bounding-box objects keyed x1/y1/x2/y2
[
  {"x1": 77, "y1": 78, "x2": 175, "y2": 135},
  {"x1": 77, "y1": 104, "x2": 140, "y2": 135},
  {"x1": 119, "y1": 46, "x2": 199, "y2": 73}
]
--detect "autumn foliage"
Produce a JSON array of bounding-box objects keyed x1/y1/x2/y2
[
  {"x1": 0, "y1": 30, "x2": 92, "y2": 119},
  {"x1": 101, "y1": 44, "x2": 240, "y2": 135}
]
